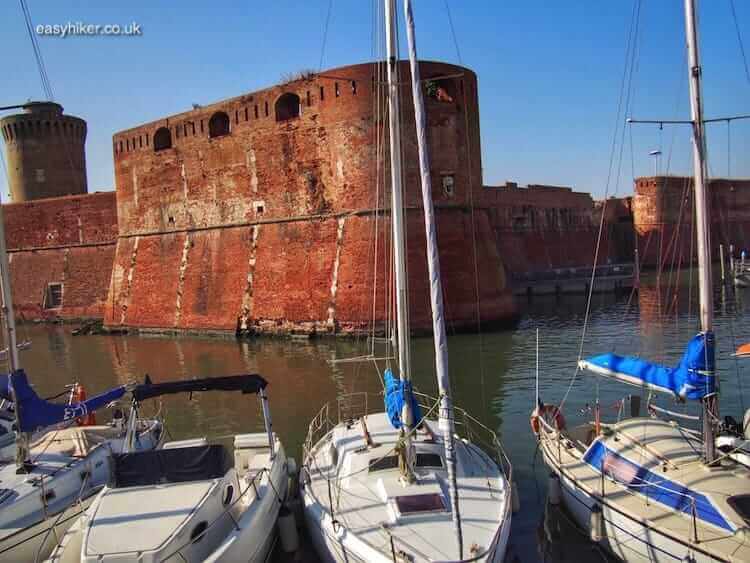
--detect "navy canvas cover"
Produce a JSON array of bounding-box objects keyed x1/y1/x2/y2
[
  {"x1": 113, "y1": 444, "x2": 231, "y2": 487},
  {"x1": 5, "y1": 369, "x2": 126, "y2": 433},
  {"x1": 132, "y1": 374, "x2": 267, "y2": 402}
]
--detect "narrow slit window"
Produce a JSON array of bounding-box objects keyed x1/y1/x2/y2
[
  {"x1": 319, "y1": 86, "x2": 324, "y2": 101},
  {"x1": 254, "y1": 105, "x2": 259, "y2": 119},
  {"x1": 264, "y1": 101, "x2": 269, "y2": 117},
  {"x1": 244, "y1": 108, "x2": 248, "y2": 121},
  {"x1": 351, "y1": 80, "x2": 357, "y2": 95},
  {"x1": 335, "y1": 82, "x2": 340, "y2": 97},
  {"x1": 306, "y1": 90, "x2": 311, "y2": 106}
]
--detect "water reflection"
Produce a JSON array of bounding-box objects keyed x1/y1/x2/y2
[{"x1": 6, "y1": 277, "x2": 750, "y2": 562}]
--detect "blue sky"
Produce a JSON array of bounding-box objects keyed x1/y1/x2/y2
[{"x1": 1, "y1": 1, "x2": 748, "y2": 199}]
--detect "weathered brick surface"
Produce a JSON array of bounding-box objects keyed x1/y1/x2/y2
[
  {"x1": 120, "y1": 234, "x2": 184, "y2": 328},
  {"x1": 480, "y1": 182, "x2": 611, "y2": 272},
  {"x1": 633, "y1": 176, "x2": 750, "y2": 267},
  {"x1": 106, "y1": 61, "x2": 517, "y2": 334},
  {"x1": 177, "y1": 229, "x2": 251, "y2": 330},
  {"x1": 4, "y1": 192, "x2": 117, "y2": 320}
]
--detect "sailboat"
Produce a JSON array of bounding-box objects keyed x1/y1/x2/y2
[
  {"x1": 46, "y1": 374, "x2": 289, "y2": 563},
  {"x1": 532, "y1": 1, "x2": 750, "y2": 561},
  {"x1": 301, "y1": 1, "x2": 513, "y2": 561},
  {"x1": 0, "y1": 203, "x2": 163, "y2": 561},
  {"x1": 714, "y1": 344, "x2": 750, "y2": 467}
]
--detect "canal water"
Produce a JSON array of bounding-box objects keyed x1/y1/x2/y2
[{"x1": 13, "y1": 277, "x2": 750, "y2": 562}]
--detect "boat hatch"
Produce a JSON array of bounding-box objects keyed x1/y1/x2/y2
[
  {"x1": 369, "y1": 452, "x2": 443, "y2": 473},
  {"x1": 416, "y1": 453, "x2": 442, "y2": 468},
  {"x1": 370, "y1": 455, "x2": 400, "y2": 472},
  {"x1": 728, "y1": 495, "x2": 750, "y2": 526},
  {"x1": 395, "y1": 493, "x2": 446, "y2": 515},
  {"x1": 0, "y1": 488, "x2": 14, "y2": 505}
]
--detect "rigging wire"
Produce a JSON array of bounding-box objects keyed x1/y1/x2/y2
[
  {"x1": 318, "y1": 0, "x2": 334, "y2": 72},
  {"x1": 728, "y1": 0, "x2": 750, "y2": 86},
  {"x1": 443, "y1": 0, "x2": 463, "y2": 65},
  {"x1": 19, "y1": 0, "x2": 54, "y2": 101},
  {"x1": 560, "y1": 0, "x2": 642, "y2": 413}
]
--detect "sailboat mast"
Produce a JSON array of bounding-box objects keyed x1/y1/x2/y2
[
  {"x1": 684, "y1": 0, "x2": 718, "y2": 462},
  {"x1": 0, "y1": 206, "x2": 29, "y2": 467},
  {"x1": 0, "y1": 211, "x2": 19, "y2": 371},
  {"x1": 403, "y1": 0, "x2": 463, "y2": 555},
  {"x1": 384, "y1": 0, "x2": 412, "y2": 386}
]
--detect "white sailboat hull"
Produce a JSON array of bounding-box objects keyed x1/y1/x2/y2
[
  {"x1": 303, "y1": 496, "x2": 509, "y2": 563},
  {"x1": 0, "y1": 493, "x2": 96, "y2": 563},
  {"x1": 537, "y1": 418, "x2": 749, "y2": 563},
  {"x1": 302, "y1": 409, "x2": 512, "y2": 563},
  {"x1": 0, "y1": 421, "x2": 163, "y2": 563},
  {"x1": 550, "y1": 462, "x2": 725, "y2": 563}
]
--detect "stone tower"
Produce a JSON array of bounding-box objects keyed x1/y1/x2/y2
[{"x1": 0, "y1": 102, "x2": 87, "y2": 202}]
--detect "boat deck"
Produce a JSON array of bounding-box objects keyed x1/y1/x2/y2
[
  {"x1": 541, "y1": 417, "x2": 750, "y2": 561},
  {"x1": 305, "y1": 412, "x2": 509, "y2": 561}
]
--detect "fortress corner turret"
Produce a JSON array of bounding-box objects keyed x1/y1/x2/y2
[{"x1": 1, "y1": 102, "x2": 88, "y2": 202}]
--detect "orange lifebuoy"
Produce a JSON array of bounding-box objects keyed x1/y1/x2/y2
[
  {"x1": 71, "y1": 383, "x2": 96, "y2": 426},
  {"x1": 530, "y1": 404, "x2": 565, "y2": 435}
]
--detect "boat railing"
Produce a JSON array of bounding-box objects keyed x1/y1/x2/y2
[
  {"x1": 302, "y1": 390, "x2": 514, "y2": 563},
  {"x1": 303, "y1": 401, "x2": 334, "y2": 465},
  {"x1": 412, "y1": 391, "x2": 514, "y2": 483},
  {"x1": 536, "y1": 415, "x2": 718, "y2": 544},
  {"x1": 305, "y1": 391, "x2": 512, "y2": 479}
]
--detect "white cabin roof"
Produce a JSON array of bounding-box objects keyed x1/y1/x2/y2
[{"x1": 84, "y1": 481, "x2": 217, "y2": 556}]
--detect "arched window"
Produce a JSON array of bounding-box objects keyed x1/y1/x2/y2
[
  {"x1": 208, "y1": 111, "x2": 230, "y2": 138},
  {"x1": 275, "y1": 93, "x2": 301, "y2": 122},
  {"x1": 153, "y1": 127, "x2": 172, "y2": 151}
]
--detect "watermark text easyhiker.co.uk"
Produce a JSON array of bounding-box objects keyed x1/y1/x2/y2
[{"x1": 35, "y1": 22, "x2": 142, "y2": 38}]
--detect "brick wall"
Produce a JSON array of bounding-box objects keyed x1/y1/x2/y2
[
  {"x1": 480, "y1": 182, "x2": 613, "y2": 273},
  {"x1": 4, "y1": 192, "x2": 117, "y2": 319},
  {"x1": 105, "y1": 61, "x2": 516, "y2": 334},
  {"x1": 633, "y1": 176, "x2": 750, "y2": 268}
]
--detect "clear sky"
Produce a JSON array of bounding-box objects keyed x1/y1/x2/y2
[{"x1": 1, "y1": 1, "x2": 748, "y2": 200}]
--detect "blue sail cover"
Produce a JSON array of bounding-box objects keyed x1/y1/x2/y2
[
  {"x1": 384, "y1": 369, "x2": 422, "y2": 429},
  {"x1": 7, "y1": 370, "x2": 127, "y2": 433},
  {"x1": 580, "y1": 332, "x2": 715, "y2": 401}
]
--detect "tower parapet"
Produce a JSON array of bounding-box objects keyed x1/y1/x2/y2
[{"x1": 1, "y1": 102, "x2": 88, "y2": 202}]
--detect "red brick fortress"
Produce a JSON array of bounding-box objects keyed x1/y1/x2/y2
[
  {"x1": 633, "y1": 176, "x2": 750, "y2": 268},
  {"x1": 4, "y1": 192, "x2": 117, "y2": 320},
  {"x1": 105, "y1": 61, "x2": 516, "y2": 334}
]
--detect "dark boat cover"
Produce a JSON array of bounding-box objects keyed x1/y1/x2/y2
[
  {"x1": 132, "y1": 374, "x2": 267, "y2": 402},
  {"x1": 113, "y1": 444, "x2": 231, "y2": 487}
]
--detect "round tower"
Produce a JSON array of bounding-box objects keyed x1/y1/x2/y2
[{"x1": 0, "y1": 102, "x2": 87, "y2": 202}]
